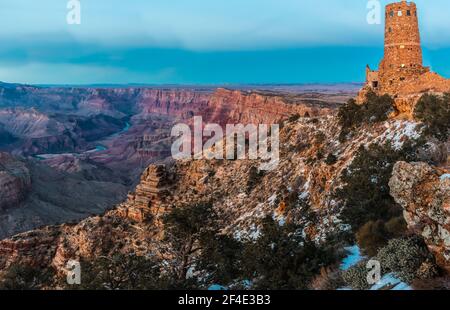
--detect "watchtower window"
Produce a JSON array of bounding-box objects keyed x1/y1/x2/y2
[
  {"x1": 407, "y1": 10, "x2": 411, "y2": 16},
  {"x1": 388, "y1": 27, "x2": 392, "y2": 33},
  {"x1": 389, "y1": 11, "x2": 394, "y2": 17},
  {"x1": 398, "y1": 11, "x2": 403, "y2": 17},
  {"x1": 400, "y1": 77, "x2": 405, "y2": 81},
  {"x1": 372, "y1": 81, "x2": 379, "y2": 88}
]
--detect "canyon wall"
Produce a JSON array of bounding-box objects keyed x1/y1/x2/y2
[
  {"x1": 0, "y1": 153, "x2": 31, "y2": 210},
  {"x1": 134, "y1": 88, "x2": 338, "y2": 125}
]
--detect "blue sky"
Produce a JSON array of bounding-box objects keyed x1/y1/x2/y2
[{"x1": 1, "y1": 0, "x2": 450, "y2": 84}]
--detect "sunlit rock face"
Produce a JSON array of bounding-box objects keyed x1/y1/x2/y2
[{"x1": 390, "y1": 161, "x2": 450, "y2": 271}]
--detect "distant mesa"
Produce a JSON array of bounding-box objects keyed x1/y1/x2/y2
[{"x1": 358, "y1": 0, "x2": 450, "y2": 118}]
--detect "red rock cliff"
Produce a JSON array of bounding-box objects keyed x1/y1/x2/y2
[{"x1": 135, "y1": 88, "x2": 337, "y2": 125}]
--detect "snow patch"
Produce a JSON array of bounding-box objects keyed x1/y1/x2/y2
[
  {"x1": 299, "y1": 178, "x2": 311, "y2": 200},
  {"x1": 377, "y1": 121, "x2": 421, "y2": 150},
  {"x1": 340, "y1": 245, "x2": 365, "y2": 271},
  {"x1": 273, "y1": 212, "x2": 286, "y2": 226},
  {"x1": 234, "y1": 223, "x2": 261, "y2": 241},
  {"x1": 440, "y1": 174, "x2": 450, "y2": 181},
  {"x1": 208, "y1": 284, "x2": 227, "y2": 291},
  {"x1": 268, "y1": 194, "x2": 278, "y2": 206},
  {"x1": 370, "y1": 273, "x2": 412, "y2": 291},
  {"x1": 339, "y1": 246, "x2": 412, "y2": 290}
]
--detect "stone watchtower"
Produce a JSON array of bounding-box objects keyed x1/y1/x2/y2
[
  {"x1": 379, "y1": 0, "x2": 428, "y2": 92},
  {"x1": 359, "y1": 1, "x2": 450, "y2": 116},
  {"x1": 364, "y1": 0, "x2": 429, "y2": 95},
  {"x1": 117, "y1": 165, "x2": 169, "y2": 223}
]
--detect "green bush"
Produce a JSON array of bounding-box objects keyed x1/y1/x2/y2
[
  {"x1": 246, "y1": 166, "x2": 264, "y2": 194},
  {"x1": 376, "y1": 236, "x2": 434, "y2": 283},
  {"x1": 309, "y1": 267, "x2": 345, "y2": 290},
  {"x1": 338, "y1": 98, "x2": 363, "y2": 130},
  {"x1": 356, "y1": 220, "x2": 389, "y2": 257},
  {"x1": 241, "y1": 217, "x2": 337, "y2": 290},
  {"x1": 0, "y1": 264, "x2": 55, "y2": 290},
  {"x1": 356, "y1": 217, "x2": 407, "y2": 257},
  {"x1": 414, "y1": 93, "x2": 450, "y2": 141},
  {"x1": 344, "y1": 236, "x2": 435, "y2": 288},
  {"x1": 314, "y1": 131, "x2": 326, "y2": 145},
  {"x1": 337, "y1": 142, "x2": 418, "y2": 231},
  {"x1": 161, "y1": 202, "x2": 245, "y2": 288},
  {"x1": 325, "y1": 153, "x2": 338, "y2": 165},
  {"x1": 363, "y1": 91, "x2": 394, "y2": 123},
  {"x1": 384, "y1": 216, "x2": 407, "y2": 237},
  {"x1": 288, "y1": 113, "x2": 301, "y2": 123},
  {"x1": 338, "y1": 91, "x2": 394, "y2": 137},
  {"x1": 69, "y1": 254, "x2": 162, "y2": 290},
  {"x1": 316, "y1": 149, "x2": 324, "y2": 160},
  {"x1": 163, "y1": 202, "x2": 219, "y2": 286},
  {"x1": 197, "y1": 233, "x2": 243, "y2": 286},
  {"x1": 342, "y1": 260, "x2": 371, "y2": 290}
]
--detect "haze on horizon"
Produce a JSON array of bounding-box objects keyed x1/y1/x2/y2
[{"x1": 1, "y1": 0, "x2": 450, "y2": 85}]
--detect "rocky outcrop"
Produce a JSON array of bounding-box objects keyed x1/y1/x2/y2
[
  {"x1": 117, "y1": 165, "x2": 170, "y2": 223},
  {"x1": 390, "y1": 162, "x2": 450, "y2": 271},
  {"x1": 0, "y1": 153, "x2": 31, "y2": 210},
  {"x1": 0, "y1": 227, "x2": 60, "y2": 269},
  {"x1": 357, "y1": 79, "x2": 450, "y2": 119},
  {"x1": 0, "y1": 210, "x2": 158, "y2": 272},
  {"x1": 392, "y1": 73, "x2": 450, "y2": 118}
]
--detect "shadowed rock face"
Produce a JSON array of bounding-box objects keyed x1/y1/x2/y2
[
  {"x1": 0, "y1": 152, "x2": 128, "y2": 239},
  {"x1": 390, "y1": 161, "x2": 450, "y2": 271},
  {"x1": 0, "y1": 153, "x2": 31, "y2": 210}
]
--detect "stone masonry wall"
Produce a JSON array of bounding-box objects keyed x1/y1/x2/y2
[
  {"x1": 358, "y1": 1, "x2": 450, "y2": 118},
  {"x1": 379, "y1": 1, "x2": 427, "y2": 94}
]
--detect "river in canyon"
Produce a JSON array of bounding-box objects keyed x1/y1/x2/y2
[{"x1": 34, "y1": 121, "x2": 131, "y2": 159}]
